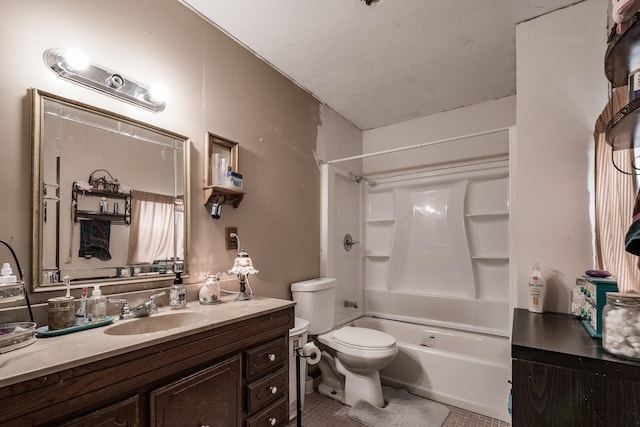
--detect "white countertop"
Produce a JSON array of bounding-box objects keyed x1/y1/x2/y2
[{"x1": 0, "y1": 296, "x2": 294, "y2": 388}]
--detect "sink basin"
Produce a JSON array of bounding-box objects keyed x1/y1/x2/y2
[{"x1": 103, "y1": 311, "x2": 205, "y2": 336}]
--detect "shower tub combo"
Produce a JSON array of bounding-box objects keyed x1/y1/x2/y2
[
  {"x1": 354, "y1": 316, "x2": 511, "y2": 422},
  {"x1": 321, "y1": 128, "x2": 513, "y2": 423}
]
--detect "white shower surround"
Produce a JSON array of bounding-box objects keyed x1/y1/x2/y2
[
  {"x1": 364, "y1": 161, "x2": 510, "y2": 336},
  {"x1": 320, "y1": 127, "x2": 512, "y2": 420}
]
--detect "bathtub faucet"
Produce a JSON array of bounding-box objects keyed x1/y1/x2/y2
[{"x1": 344, "y1": 300, "x2": 358, "y2": 309}]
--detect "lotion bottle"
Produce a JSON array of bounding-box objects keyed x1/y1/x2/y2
[
  {"x1": 170, "y1": 272, "x2": 187, "y2": 309},
  {"x1": 528, "y1": 262, "x2": 546, "y2": 313},
  {"x1": 87, "y1": 285, "x2": 107, "y2": 321}
]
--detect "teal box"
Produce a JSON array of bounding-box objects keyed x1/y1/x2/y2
[{"x1": 578, "y1": 275, "x2": 618, "y2": 338}]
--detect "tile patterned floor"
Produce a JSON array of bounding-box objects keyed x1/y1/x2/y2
[{"x1": 286, "y1": 391, "x2": 510, "y2": 427}]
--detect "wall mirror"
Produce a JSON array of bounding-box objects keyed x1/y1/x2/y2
[{"x1": 30, "y1": 88, "x2": 190, "y2": 291}]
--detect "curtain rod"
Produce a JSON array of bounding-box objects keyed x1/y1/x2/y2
[{"x1": 325, "y1": 127, "x2": 511, "y2": 165}]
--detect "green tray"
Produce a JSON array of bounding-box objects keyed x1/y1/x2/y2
[{"x1": 36, "y1": 316, "x2": 115, "y2": 337}]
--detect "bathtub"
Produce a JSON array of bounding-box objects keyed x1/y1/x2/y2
[{"x1": 353, "y1": 316, "x2": 511, "y2": 422}]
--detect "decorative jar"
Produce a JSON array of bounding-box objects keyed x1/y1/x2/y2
[{"x1": 602, "y1": 292, "x2": 640, "y2": 360}]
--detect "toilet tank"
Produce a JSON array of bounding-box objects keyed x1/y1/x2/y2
[{"x1": 291, "y1": 278, "x2": 336, "y2": 335}]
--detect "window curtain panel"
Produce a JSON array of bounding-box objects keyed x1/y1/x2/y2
[
  {"x1": 127, "y1": 190, "x2": 184, "y2": 265},
  {"x1": 594, "y1": 86, "x2": 640, "y2": 292}
]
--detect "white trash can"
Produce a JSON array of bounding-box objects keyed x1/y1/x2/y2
[{"x1": 289, "y1": 317, "x2": 310, "y2": 420}]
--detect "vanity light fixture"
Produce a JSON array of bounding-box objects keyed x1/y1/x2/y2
[
  {"x1": 227, "y1": 233, "x2": 258, "y2": 301},
  {"x1": 43, "y1": 48, "x2": 166, "y2": 112}
]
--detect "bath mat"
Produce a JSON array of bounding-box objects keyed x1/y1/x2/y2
[{"x1": 348, "y1": 386, "x2": 450, "y2": 427}]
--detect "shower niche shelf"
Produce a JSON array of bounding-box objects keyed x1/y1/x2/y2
[
  {"x1": 365, "y1": 254, "x2": 391, "y2": 259},
  {"x1": 465, "y1": 212, "x2": 508, "y2": 218}
]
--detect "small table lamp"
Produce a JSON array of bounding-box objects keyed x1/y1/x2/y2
[{"x1": 228, "y1": 248, "x2": 258, "y2": 301}]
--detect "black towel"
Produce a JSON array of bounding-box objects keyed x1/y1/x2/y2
[{"x1": 79, "y1": 219, "x2": 112, "y2": 260}]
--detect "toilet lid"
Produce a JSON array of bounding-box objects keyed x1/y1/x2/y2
[{"x1": 332, "y1": 326, "x2": 396, "y2": 349}]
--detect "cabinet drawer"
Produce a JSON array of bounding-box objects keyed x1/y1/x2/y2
[
  {"x1": 245, "y1": 337, "x2": 287, "y2": 380},
  {"x1": 246, "y1": 366, "x2": 287, "y2": 414},
  {"x1": 60, "y1": 395, "x2": 141, "y2": 427},
  {"x1": 245, "y1": 396, "x2": 288, "y2": 427}
]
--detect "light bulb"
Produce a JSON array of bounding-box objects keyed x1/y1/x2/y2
[{"x1": 64, "y1": 49, "x2": 89, "y2": 71}]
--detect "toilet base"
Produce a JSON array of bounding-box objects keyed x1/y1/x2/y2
[
  {"x1": 318, "y1": 382, "x2": 346, "y2": 404},
  {"x1": 336, "y1": 357, "x2": 385, "y2": 407}
]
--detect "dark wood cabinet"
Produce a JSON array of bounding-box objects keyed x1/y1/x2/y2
[
  {"x1": 150, "y1": 354, "x2": 242, "y2": 427},
  {"x1": 511, "y1": 309, "x2": 640, "y2": 426},
  {"x1": 60, "y1": 395, "x2": 142, "y2": 427},
  {"x1": 244, "y1": 337, "x2": 289, "y2": 426},
  {"x1": 0, "y1": 304, "x2": 294, "y2": 427}
]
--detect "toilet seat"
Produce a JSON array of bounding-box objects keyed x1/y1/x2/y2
[{"x1": 332, "y1": 326, "x2": 396, "y2": 350}]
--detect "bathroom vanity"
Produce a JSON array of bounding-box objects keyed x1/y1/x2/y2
[{"x1": 0, "y1": 297, "x2": 294, "y2": 426}]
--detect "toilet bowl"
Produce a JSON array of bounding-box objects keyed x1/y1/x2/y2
[
  {"x1": 318, "y1": 326, "x2": 397, "y2": 407},
  {"x1": 291, "y1": 278, "x2": 398, "y2": 408}
]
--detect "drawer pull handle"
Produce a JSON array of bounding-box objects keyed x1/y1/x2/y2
[
  {"x1": 200, "y1": 425, "x2": 211, "y2": 427},
  {"x1": 268, "y1": 417, "x2": 277, "y2": 426},
  {"x1": 267, "y1": 353, "x2": 276, "y2": 362},
  {"x1": 270, "y1": 386, "x2": 278, "y2": 394}
]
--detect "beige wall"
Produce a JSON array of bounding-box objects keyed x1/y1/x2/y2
[
  {"x1": 0, "y1": 0, "x2": 361, "y2": 318},
  {"x1": 515, "y1": 0, "x2": 608, "y2": 313}
]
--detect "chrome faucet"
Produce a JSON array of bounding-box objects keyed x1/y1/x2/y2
[{"x1": 109, "y1": 291, "x2": 166, "y2": 319}]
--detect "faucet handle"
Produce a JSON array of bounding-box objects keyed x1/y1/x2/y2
[
  {"x1": 147, "y1": 291, "x2": 166, "y2": 314},
  {"x1": 149, "y1": 291, "x2": 166, "y2": 301},
  {"x1": 109, "y1": 298, "x2": 129, "y2": 307},
  {"x1": 108, "y1": 298, "x2": 131, "y2": 319}
]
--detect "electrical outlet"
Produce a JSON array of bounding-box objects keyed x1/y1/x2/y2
[{"x1": 225, "y1": 227, "x2": 238, "y2": 250}]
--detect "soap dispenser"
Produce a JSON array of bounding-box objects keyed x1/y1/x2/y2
[
  {"x1": 199, "y1": 273, "x2": 221, "y2": 305},
  {"x1": 0, "y1": 262, "x2": 17, "y2": 284},
  {"x1": 170, "y1": 272, "x2": 187, "y2": 309},
  {"x1": 87, "y1": 285, "x2": 107, "y2": 321}
]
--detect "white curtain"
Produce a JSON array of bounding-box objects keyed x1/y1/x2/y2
[{"x1": 127, "y1": 190, "x2": 184, "y2": 265}]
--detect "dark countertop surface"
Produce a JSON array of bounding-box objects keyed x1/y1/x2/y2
[{"x1": 512, "y1": 308, "x2": 640, "y2": 380}]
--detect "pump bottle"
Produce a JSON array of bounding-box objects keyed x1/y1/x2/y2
[
  {"x1": 87, "y1": 285, "x2": 107, "y2": 321},
  {"x1": 170, "y1": 272, "x2": 187, "y2": 309},
  {"x1": 528, "y1": 262, "x2": 547, "y2": 313},
  {"x1": 0, "y1": 263, "x2": 17, "y2": 284}
]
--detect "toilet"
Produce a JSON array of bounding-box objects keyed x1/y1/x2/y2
[{"x1": 291, "y1": 278, "x2": 397, "y2": 407}]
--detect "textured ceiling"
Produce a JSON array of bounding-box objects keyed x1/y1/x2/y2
[{"x1": 180, "y1": 0, "x2": 583, "y2": 130}]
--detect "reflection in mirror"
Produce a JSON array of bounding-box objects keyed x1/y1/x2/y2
[{"x1": 31, "y1": 89, "x2": 190, "y2": 290}]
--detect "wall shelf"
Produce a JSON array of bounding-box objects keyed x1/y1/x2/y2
[
  {"x1": 203, "y1": 185, "x2": 245, "y2": 208},
  {"x1": 203, "y1": 132, "x2": 244, "y2": 208},
  {"x1": 605, "y1": 96, "x2": 640, "y2": 150},
  {"x1": 72, "y1": 183, "x2": 131, "y2": 225},
  {"x1": 604, "y1": 14, "x2": 640, "y2": 150},
  {"x1": 605, "y1": 13, "x2": 640, "y2": 87}
]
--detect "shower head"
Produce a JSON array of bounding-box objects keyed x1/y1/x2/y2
[{"x1": 348, "y1": 172, "x2": 364, "y2": 184}]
